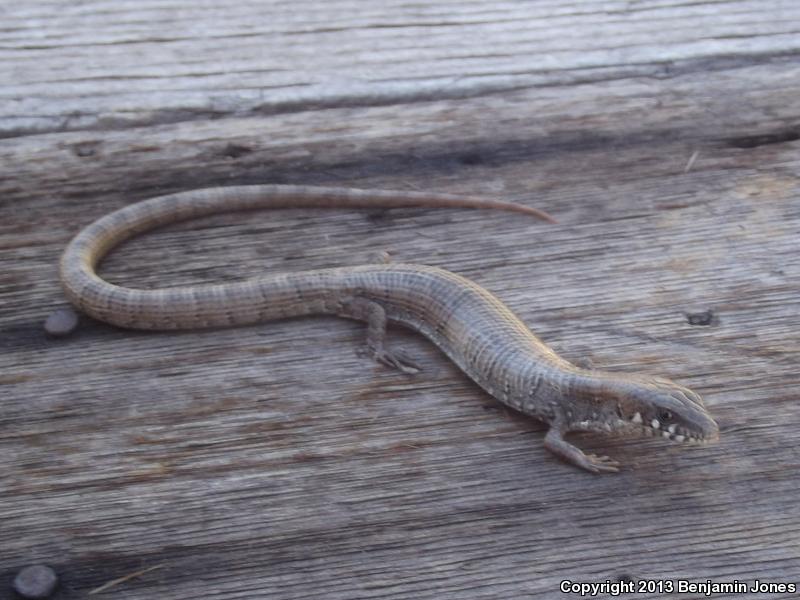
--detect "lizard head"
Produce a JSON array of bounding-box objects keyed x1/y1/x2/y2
[{"x1": 600, "y1": 375, "x2": 719, "y2": 444}]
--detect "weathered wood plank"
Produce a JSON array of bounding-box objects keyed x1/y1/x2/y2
[
  {"x1": 3, "y1": 0, "x2": 800, "y2": 135},
  {"x1": 1, "y1": 1, "x2": 799, "y2": 598}
]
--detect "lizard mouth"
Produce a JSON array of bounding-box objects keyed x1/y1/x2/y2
[
  {"x1": 640, "y1": 423, "x2": 710, "y2": 444},
  {"x1": 629, "y1": 412, "x2": 718, "y2": 444}
]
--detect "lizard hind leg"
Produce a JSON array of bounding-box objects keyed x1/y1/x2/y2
[
  {"x1": 342, "y1": 296, "x2": 421, "y2": 374},
  {"x1": 544, "y1": 427, "x2": 620, "y2": 474}
]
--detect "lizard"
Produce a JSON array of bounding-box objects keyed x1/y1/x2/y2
[{"x1": 57, "y1": 184, "x2": 719, "y2": 473}]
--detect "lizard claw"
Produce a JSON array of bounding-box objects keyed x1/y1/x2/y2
[
  {"x1": 372, "y1": 347, "x2": 422, "y2": 374},
  {"x1": 544, "y1": 428, "x2": 621, "y2": 474},
  {"x1": 584, "y1": 454, "x2": 620, "y2": 473}
]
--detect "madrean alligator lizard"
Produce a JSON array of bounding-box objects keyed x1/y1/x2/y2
[{"x1": 58, "y1": 185, "x2": 719, "y2": 473}]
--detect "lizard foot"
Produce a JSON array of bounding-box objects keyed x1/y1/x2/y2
[
  {"x1": 582, "y1": 454, "x2": 620, "y2": 474},
  {"x1": 371, "y1": 346, "x2": 421, "y2": 374},
  {"x1": 544, "y1": 427, "x2": 621, "y2": 474},
  {"x1": 343, "y1": 296, "x2": 421, "y2": 374}
]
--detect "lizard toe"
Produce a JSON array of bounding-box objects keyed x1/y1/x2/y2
[
  {"x1": 586, "y1": 454, "x2": 620, "y2": 473},
  {"x1": 373, "y1": 347, "x2": 421, "y2": 374}
]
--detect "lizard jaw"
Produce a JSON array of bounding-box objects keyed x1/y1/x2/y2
[
  {"x1": 628, "y1": 411, "x2": 719, "y2": 444},
  {"x1": 578, "y1": 411, "x2": 719, "y2": 444}
]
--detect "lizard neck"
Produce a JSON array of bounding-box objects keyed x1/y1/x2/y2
[{"x1": 518, "y1": 367, "x2": 632, "y2": 432}]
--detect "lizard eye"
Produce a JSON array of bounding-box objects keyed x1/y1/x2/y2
[{"x1": 659, "y1": 410, "x2": 673, "y2": 421}]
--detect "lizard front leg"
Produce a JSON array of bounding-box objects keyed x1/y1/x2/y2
[{"x1": 544, "y1": 425, "x2": 620, "y2": 474}]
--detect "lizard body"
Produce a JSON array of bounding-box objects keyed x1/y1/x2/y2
[{"x1": 59, "y1": 184, "x2": 719, "y2": 473}]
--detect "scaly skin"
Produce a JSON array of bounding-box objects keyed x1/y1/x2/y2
[{"x1": 58, "y1": 184, "x2": 719, "y2": 473}]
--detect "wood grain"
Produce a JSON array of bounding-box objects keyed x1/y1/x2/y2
[{"x1": 1, "y1": 1, "x2": 799, "y2": 598}]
